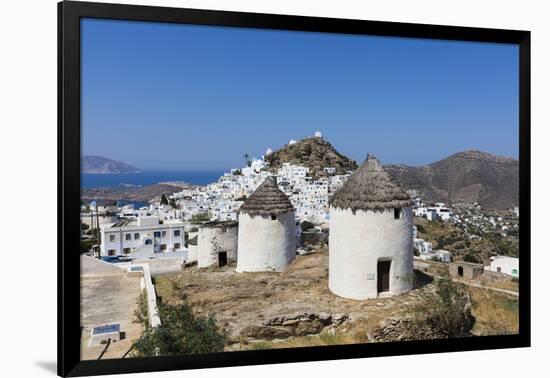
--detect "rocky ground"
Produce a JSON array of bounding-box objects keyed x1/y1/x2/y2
[{"x1": 154, "y1": 249, "x2": 443, "y2": 349}]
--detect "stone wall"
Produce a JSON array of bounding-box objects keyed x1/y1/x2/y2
[{"x1": 239, "y1": 313, "x2": 349, "y2": 340}]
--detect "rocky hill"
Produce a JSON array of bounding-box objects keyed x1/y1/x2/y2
[
  {"x1": 384, "y1": 150, "x2": 519, "y2": 209},
  {"x1": 82, "y1": 156, "x2": 141, "y2": 174},
  {"x1": 265, "y1": 137, "x2": 358, "y2": 177}
]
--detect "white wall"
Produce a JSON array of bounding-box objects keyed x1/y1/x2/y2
[
  {"x1": 4, "y1": 1, "x2": 549, "y2": 378},
  {"x1": 237, "y1": 212, "x2": 296, "y2": 272},
  {"x1": 329, "y1": 207, "x2": 414, "y2": 299},
  {"x1": 197, "y1": 225, "x2": 238, "y2": 268},
  {"x1": 187, "y1": 230, "x2": 199, "y2": 262},
  {"x1": 488, "y1": 256, "x2": 519, "y2": 277}
]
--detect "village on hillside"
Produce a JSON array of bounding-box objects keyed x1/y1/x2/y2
[{"x1": 80, "y1": 132, "x2": 520, "y2": 360}]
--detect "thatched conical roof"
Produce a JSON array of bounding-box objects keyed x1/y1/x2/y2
[
  {"x1": 329, "y1": 155, "x2": 413, "y2": 212},
  {"x1": 239, "y1": 177, "x2": 295, "y2": 217}
]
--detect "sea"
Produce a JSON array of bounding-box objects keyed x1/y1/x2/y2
[{"x1": 81, "y1": 170, "x2": 225, "y2": 189}]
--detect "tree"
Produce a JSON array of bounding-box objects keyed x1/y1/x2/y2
[
  {"x1": 132, "y1": 303, "x2": 226, "y2": 357},
  {"x1": 244, "y1": 153, "x2": 251, "y2": 167},
  {"x1": 160, "y1": 194, "x2": 169, "y2": 206},
  {"x1": 80, "y1": 239, "x2": 92, "y2": 253}
]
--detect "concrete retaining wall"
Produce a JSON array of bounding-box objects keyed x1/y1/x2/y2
[{"x1": 140, "y1": 264, "x2": 161, "y2": 328}]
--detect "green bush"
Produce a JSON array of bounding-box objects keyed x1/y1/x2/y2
[
  {"x1": 414, "y1": 275, "x2": 475, "y2": 338},
  {"x1": 132, "y1": 303, "x2": 226, "y2": 357},
  {"x1": 191, "y1": 212, "x2": 210, "y2": 224},
  {"x1": 80, "y1": 239, "x2": 92, "y2": 253},
  {"x1": 301, "y1": 221, "x2": 315, "y2": 232},
  {"x1": 464, "y1": 253, "x2": 481, "y2": 263},
  {"x1": 133, "y1": 290, "x2": 149, "y2": 327}
]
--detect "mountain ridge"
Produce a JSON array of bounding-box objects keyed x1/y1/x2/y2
[
  {"x1": 384, "y1": 150, "x2": 519, "y2": 209},
  {"x1": 264, "y1": 137, "x2": 518, "y2": 210},
  {"x1": 82, "y1": 155, "x2": 141, "y2": 174}
]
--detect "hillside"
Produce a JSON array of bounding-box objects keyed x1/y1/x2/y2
[
  {"x1": 81, "y1": 184, "x2": 183, "y2": 203},
  {"x1": 384, "y1": 150, "x2": 518, "y2": 209},
  {"x1": 265, "y1": 137, "x2": 358, "y2": 177},
  {"x1": 82, "y1": 156, "x2": 141, "y2": 174}
]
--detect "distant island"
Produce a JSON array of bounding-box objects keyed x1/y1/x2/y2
[{"x1": 82, "y1": 156, "x2": 141, "y2": 174}]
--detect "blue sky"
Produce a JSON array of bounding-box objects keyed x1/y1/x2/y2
[{"x1": 81, "y1": 18, "x2": 519, "y2": 171}]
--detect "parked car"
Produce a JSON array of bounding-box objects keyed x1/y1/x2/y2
[
  {"x1": 100, "y1": 255, "x2": 123, "y2": 263},
  {"x1": 117, "y1": 255, "x2": 133, "y2": 262}
]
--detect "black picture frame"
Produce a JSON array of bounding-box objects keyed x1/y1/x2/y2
[{"x1": 58, "y1": 1, "x2": 531, "y2": 376}]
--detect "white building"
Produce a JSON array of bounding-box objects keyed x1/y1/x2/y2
[
  {"x1": 100, "y1": 216, "x2": 185, "y2": 257},
  {"x1": 417, "y1": 249, "x2": 451, "y2": 263},
  {"x1": 89, "y1": 200, "x2": 118, "y2": 215},
  {"x1": 413, "y1": 238, "x2": 432, "y2": 254},
  {"x1": 197, "y1": 221, "x2": 238, "y2": 268},
  {"x1": 486, "y1": 256, "x2": 519, "y2": 277},
  {"x1": 434, "y1": 203, "x2": 452, "y2": 220},
  {"x1": 328, "y1": 155, "x2": 414, "y2": 300},
  {"x1": 414, "y1": 207, "x2": 438, "y2": 221},
  {"x1": 237, "y1": 177, "x2": 296, "y2": 272}
]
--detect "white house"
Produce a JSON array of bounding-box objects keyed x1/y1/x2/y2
[
  {"x1": 485, "y1": 256, "x2": 519, "y2": 277},
  {"x1": 413, "y1": 238, "x2": 432, "y2": 254},
  {"x1": 434, "y1": 204, "x2": 452, "y2": 220},
  {"x1": 417, "y1": 249, "x2": 451, "y2": 263},
  {"x1": 100, "y1": 216, "x2": 185, "y2": 257},
  {"x1": 413, "y1": 206, "x2": 438, "y2": 221}
]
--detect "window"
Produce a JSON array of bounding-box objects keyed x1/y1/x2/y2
[
  {"x1": 125, "y1": 234, "x2": 131, "y2": 241},
  {"x1": 174, "y1": 243, "x2": 181, "y2": 250},
  {"x1": 109, "y1": 235, "x2": 115, "y2": 242},
  {"x1": 160, "y1": 244, "x2": 167, "y2": 251},
  {"x1": 394, "y1": 208, "x2": 401, "y2": 219},
  {"x1": 145, "y1": 239, "x2": 152, "y2": 245},
  {"x1": 512, "y1": 269, "x2": 518, "y2": 275},
  {"x1": 174, "y1": 230, "x2": 181, "y2": 237},
  {"x1": 134, "y1": 232, "x2": 140, "y2": 240},
  {"x1": 123, "y1": 248, "x2": 131, "y2": 254},
  {"x1": 154, "y1": 231, "x2": 161, "y2": 238},
  {"x1": 108, "y1": 249, "x2": 116, "y2": 256},
  {"x1": 271, "y1": 214, "x2": 277, "y2": 220}
]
